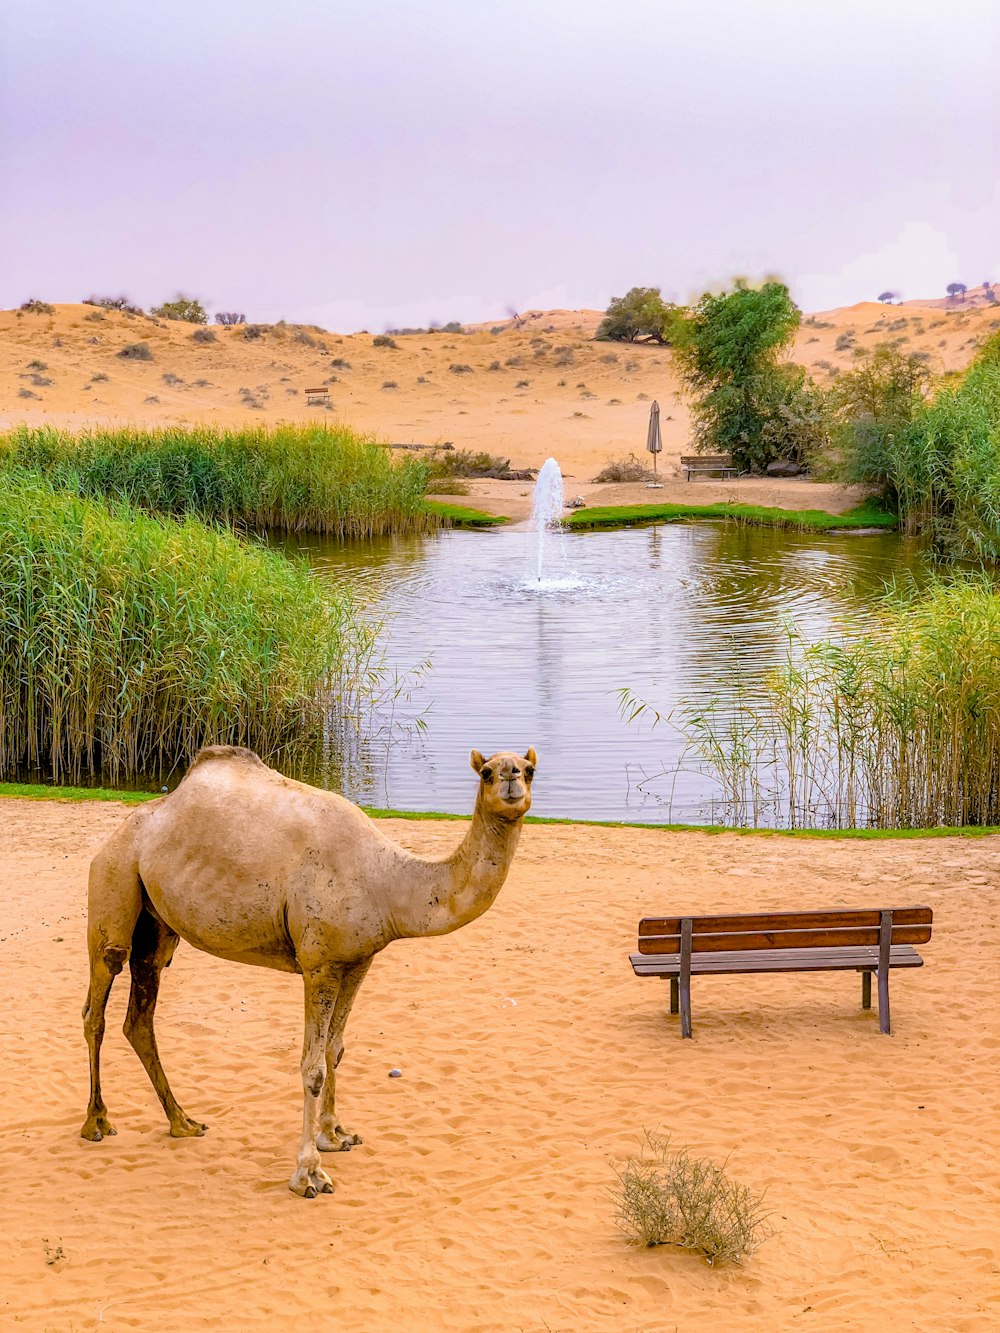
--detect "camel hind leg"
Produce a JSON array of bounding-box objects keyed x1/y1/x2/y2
[
  {"x1": 81, "y1": 842, "x2": 143, "y2": 1141},
  {"x1": 123, "y1": 907, "x2": 206, "y2": 1138}
]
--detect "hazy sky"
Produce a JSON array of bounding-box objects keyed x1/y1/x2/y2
[{"x1": 2, "y1": 1, "x2": 998, "y2": 330}]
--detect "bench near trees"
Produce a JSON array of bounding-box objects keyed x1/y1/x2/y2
[
  {"x1": 680, "y1": 454, "x2": 738, "y2": 480},
  {"x1": 630, "y1": 906, "x2": 933, "y2": 1037}
]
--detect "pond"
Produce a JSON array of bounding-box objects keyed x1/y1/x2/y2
[{"x1": 283, "y1": 522, "x2": 928, "y2": 824}]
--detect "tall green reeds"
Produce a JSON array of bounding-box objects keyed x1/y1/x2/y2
[
  {"x1": 0, "y1": 424, "x2": 432, "y2": 539},
  {"x1": 671, "y1": 577, "x2": 1000, "y2": 829},
  {"x1": 0, "y1": 475, "x2": 377, "y2": 784}
]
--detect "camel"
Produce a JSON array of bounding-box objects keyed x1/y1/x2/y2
[{"x1": 81, "y1": 743, "x2": 537, "y2": 1197}]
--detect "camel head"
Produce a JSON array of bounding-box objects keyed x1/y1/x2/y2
[{"x1": 470, "y1": 747, "x2": 537, "y2": 821}]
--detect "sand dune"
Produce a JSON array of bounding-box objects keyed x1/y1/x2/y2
[
  {"x1": 1, "y1": 796, "x2": 998, "y2": 1331},
  {"x1": 2, "y1": 297, "x2": 997, "y2": 488}
]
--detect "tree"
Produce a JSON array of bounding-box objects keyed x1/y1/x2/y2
[
  {"x1": 946, "y1": 282, "x2": 967, "y2": 303},
  {"x1": 878, "y1": 290, "x2": 896, "y2": 304},
  {"x1": 214, "y1": 311, "x2": 246, "y2": 326},
  {"x1": 671, "y1": 279, "x2": 804, "y2": 472},
  {"x1": 983, "y1": 281, "x2": 996, "y2": 304},
  {"x1": 151, "y1": 295, "x2": 208, "y2": 323},
  {"x1": 595, "y1": 287, "x2": 682, "y2": 344},
  {"x1": 833, "y1": 344, "x2": 934, "y2": 503}
]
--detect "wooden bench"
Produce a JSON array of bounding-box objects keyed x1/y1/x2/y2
[
  {"x1": 305, "y1": 386, "x2": 330, "y2": 405},
  {"x1": 630, "y1": 906, "x2": 932, "y2": 1037},
  {"x1": 680, "y1": 454, "x2": 738, "y2": 480}
]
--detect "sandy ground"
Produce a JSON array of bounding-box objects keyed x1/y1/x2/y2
[
  {"x1": 2, "y1": 295, "x2": 997, "y2": 499},
  {"x1": 2, "y1": 796, "x2": 998, "y2": 1332}
]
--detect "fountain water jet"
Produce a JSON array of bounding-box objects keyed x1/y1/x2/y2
[{"x1": 530, "y1": 457, "x2": 565, "y2": 583}]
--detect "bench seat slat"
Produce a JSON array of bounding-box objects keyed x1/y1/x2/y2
[
  {"x1": 630, "y1": 944, "x2": 924, "y2": 978},
  {"x1": 639, "y1": 906, "x2": 932, "y2": 936}
]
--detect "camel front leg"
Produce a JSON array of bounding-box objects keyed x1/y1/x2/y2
[
  {"x1": 318, "y1": 956, "x2": 372, "y2": 1152},
  {"x1": 289, "y1": 965, "x2": 342, "y2": 1198}
]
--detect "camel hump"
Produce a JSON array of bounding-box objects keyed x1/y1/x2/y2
[{"x1": 187, "y1": 745, "x2": 267, "y2": 771}]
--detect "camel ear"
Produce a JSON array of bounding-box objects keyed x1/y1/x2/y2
[
  {"x1": 525, "y1": 747, "x2": 537, "y2": 767},
  {"x1": 470, "y1": 749, "x2": 485, "y2": 774}
]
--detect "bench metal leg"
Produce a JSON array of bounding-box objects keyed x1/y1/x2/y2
[
  {"x1": 669, "y1": 977, "x2": 679, "y2": 1015},
  {"x1": 878, "y1": 910, "x2": 892, "y2": 1035},
  {"x1": 679, "y1": 919, "x2": 693, "y2": 1039},
  {"x1": 861, "y1": 970, "x2": 872, "y2": 1009}
]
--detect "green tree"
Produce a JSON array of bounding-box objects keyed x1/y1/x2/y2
[
  {"x1": 595, "y1": 287, "x2": 681, "y2": 344},
  {"x1": 151, "y1": 295, "x2": 208, "y2": 324},
  {"x1": 671, "y1": 280, "x2": 803, "y2": 472}
]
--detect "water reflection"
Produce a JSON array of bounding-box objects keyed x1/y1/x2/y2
[{"x1": 282, "y1": 524, "x2": 929, "y2": 823}]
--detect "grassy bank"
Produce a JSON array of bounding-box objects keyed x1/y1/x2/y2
[
  {"x1": 423, "y1": 500, "x2": 508, "y2": 527},
  {"x1": 0, "y1": 476, "x2": 374, "y2": 784},
  {"x1": 2, "y1": 780, "x2": 997, "y2": 838},
  {"x1": 0, "y1": 423, "x2": 433, "y2": 539},
  {"x1": 564, "y1": 500, "x2": 896, "y2": 532}
]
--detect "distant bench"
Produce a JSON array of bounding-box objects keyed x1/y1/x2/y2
[
  {"x1": 630, "y1": 906, "x2": 933, "y2": 1037},
  {"x1": 305, "y1": 386, "x2": 330, "y2": 405},
  {"x1": 680, "y1": 454, "x2": 738, "y2": 480}
]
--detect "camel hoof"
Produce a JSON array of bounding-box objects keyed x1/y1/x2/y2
[
  {"x1": 289, "y1": 1166, "x2": 334, "y2": 1198},
  {"x1": 169, "y1": 1115, "x2": 207, "y2": 1138},
  {"x1": 318, "y1": 1127, "x2": 362, "y2": 1153},
  {"x1": 81, "y1": 1115, "x2": 117, "y2": 1141}
]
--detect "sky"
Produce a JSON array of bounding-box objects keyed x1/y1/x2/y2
[{"x1": 2, "y1": 0, "x2": 998, "y2": 330}]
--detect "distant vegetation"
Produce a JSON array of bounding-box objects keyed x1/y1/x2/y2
[
  {"x1": 19, "y1": 299, "x2": 54, "y2": 315},
  {"x1": 0, "y1": 425, "x2": 434, "y2": 540},
  {"x1": 84, "y1": 295, "x2": 145, "y2": 316},
  {"x1": 214, "y1": 311, "x2": 246, "y2": 326},
  {"x1": 0, "y1": 474, "x2": 373, "y2": 785},
  {"x1": 596, "y1": 287, "x2": 684, "y2": 344},
  {"x1": 151, "y1": 296, "x2": 208, "y2": 324},
  {"x1": 946, "y1": 282, "x2": 967, "y2": 303}
]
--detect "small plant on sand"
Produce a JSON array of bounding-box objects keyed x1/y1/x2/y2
[
  {"x1": 612, "y1": 1132, "x2": 772, "y2": 1265},
  {"x1": 373, "y1": 334, "x2": 398, "y2": 349},
  {"x1": 20, "y1": 298, "x2": 54, "y2": 315},
  {"x1": 834, "y1": 331, "x2": 856, "y2": 352},
  {"x1": 330, "y1": 357, "x2": 352, "y2": 370},
  {"x1": 151, "y1": 295, "x2": 207, "y2": 324},
  {"x1": 214, "y1": 311, "x2": 246, "y2": 325},
  {"x1": 191, "y1": 327, "x2": 217, "y2": 344},
  {"x1": 85, "y1": 295, "x2": 145, "y2": 316},
  {"x1": 117, "y1": 342, "x2": 154, "y2": 361},
  {"x1": 592, "y1": 454, "x2": 654, "y2": 483},
  {"x1": 449, "y1": 363, "x2": 474, "y2": 374}
]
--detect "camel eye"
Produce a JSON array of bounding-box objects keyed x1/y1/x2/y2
[
  {"x1": 524, "y1": 765, "x2": 535, "y2": 780},
  {"x1": 480, "y1": 766, "x2": 493, "y2": 783}
]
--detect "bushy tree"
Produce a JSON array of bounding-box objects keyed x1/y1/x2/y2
[
  {"x1": 596, "y1": 287, "x2": 682, "y2": 344},
  {"x1": 946, "y1": 282, "x2": 967, "y2": 303},
  {"x1": 671, "y1": 280, "x2": 804, "y2": 471},
  {"x1": 84, "y1": 295, "x2": 145, "y2": 316},
  {"x1": 834, "y1": 345, "x2": 934, "y2": 505},
  {"x1": 214, "y1": 311, "x2": 246, "y2": 326},
  {"x1": 151, "y1": 295, "x2": 207, "y2": 324},
  {"x1": 878, "y1": 290, "x2": 896, "y2": 304}
]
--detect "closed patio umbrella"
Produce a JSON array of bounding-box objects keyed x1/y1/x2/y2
[{"x1": 646, "y1": 399, "x2": 663, "y2": 487}]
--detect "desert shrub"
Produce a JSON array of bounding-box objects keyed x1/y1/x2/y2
[
  {"x1": 426, "y1": 478, "x2": 470, "y2": 495},
  {"x1": 27, "y1": 360, "x2": 47, "y2": 371},
  {"x1": 439, "y1": 321, "x2": 463, "y2": 334},
  {"x1": 0, "y1": 424, "x2": 432, "y2": 540},
  {"x1": 162, "y1": 373, "x2": 184, "y2": 386},
  {"x1": 83, "y1": 311, "x2": 105, "y2": 322},
  {"x1": 505, "y1": 355, "x2": 524, "y2": 368},
  {"x1": 596, "y1": 288, "x2": 683, "y2": 344},
  {"x1": 834, "y1": 331, "x2": 856, "y2": 351},
  {"x1": 0, "y1": 473, "x2": 375, "y2": 784},
  {"x1": 215, "y1": 311, "x2": 246, "y2": 326},
  {"x1": 90, "y1": 372, "x2": 109, "y2": 383},
  {"x1": 591, "y1": 454, "x2": 655, "y2": 483},
  {"x1": 515, "y1": 379, "x2": 530, "y2": 388},
  {"x1": 487, "y1": 360, "x2": 501, "y2": 371},
  {"x1": 381, "y1": 380, "x2": 398, "y2": 390},
  {"x1": 30, "y1": 375, "x2": 54, "y2": 387},
  {"x1": 613, "y1": 1133, "x2": 771, "y2": 1265},
  {"x1": 117, "y1": 342, "x2": 154, "y2": 361},
  {"x1": 427, "y1": 448, "x2": 512, "y2": 479},
  {"x1": 449, "y1": 363, "x2": 473, "y2": 374},
  {"x1": 151, "y1": 296, "x2": 207, "y2": 324},
  {"x1": 243, "y1": 325, "x2": 268, "y2": 340},
  {"x1": 600, "y1": 352, "x2": 619, "y2": 364},
  {"x1": 20, "y1": 299, "x2": 54, "y2": 315},
  {"x1": 330, "y1": 358, "x2": 352, "y2": 370},
  {"x1": 373, "y1": 335, "x2": 398, "y2": 349},
  {"x1": 191, "y1": 327, "x2": 217, "y2": 344},
  {"x1": 17, "y1": 389, "x2": 39, "y2": 400},
  {"x1": 85, "y1": 296, "x2": 144, "y2": 316}
]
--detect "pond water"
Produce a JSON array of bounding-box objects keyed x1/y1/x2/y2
[{"x1": 283, "y1": 522, "x2": 928, "y2": 824}]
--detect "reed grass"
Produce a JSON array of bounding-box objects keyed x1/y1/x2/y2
[
  {"x1": 564, "y1": 501, "x2": 895, "y2": 532},
  {"x1": 0, "y1": 474, "x2": 377, "y2": 784},
  {"x1": 659, "y1": 575, "x2": 1000, "y2": 829},
  {"x1": 0, "y1": 424, "x2": 433, "y2": 539}
]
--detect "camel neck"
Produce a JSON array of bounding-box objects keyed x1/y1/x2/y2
[{"x1": 391, "y1": 798, "x2": 523, "y2": 939}]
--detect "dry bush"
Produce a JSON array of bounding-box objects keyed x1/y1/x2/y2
[
  {"x1": 426, "y1": 478, "x2": 469, "y2": 495},
  {"x1": 449, "y1": 363, "x2": 474, "y2": 374},
  {"x1": 373, "y1": 334, "x2": 397, "y2": 349},
  {"x1": 117, "y1": 342, "x2": 153, "y2": 361},
  {"x1": 191, "y1": 327, "x2": 217, "y2": 344},
  {"x1": 20, "y1": 298, "x2": 54, "y2": 315},
  {"x1": 834, "y1": 331, "x2": 856, "y2": 351},
  {"x1": 613, "y1": 1132, "x2": 772, "y2": 1265}
]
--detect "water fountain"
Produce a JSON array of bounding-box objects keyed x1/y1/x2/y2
[{"x1": 530, "y1": 456, "x2": 565, "y2": 584}]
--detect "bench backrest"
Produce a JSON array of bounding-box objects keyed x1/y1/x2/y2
[
  {"x1": 637, "y1": 907, "x2": 933, "y2": 954},
  {"x1": 305, "y1": 387, "x2": 329, "y2": 395},
  {"x1": 680, "y1": 454, "x2": 732, "y2": 465}
]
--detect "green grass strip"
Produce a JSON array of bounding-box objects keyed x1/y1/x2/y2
[
  {"x1": 3, "y1": 781, "x2": 996, "y2": 838},
  {"x1": 423, "y1": 501, "x2": 509, "y2": 527},
  {"x1": 564, "y1": 502, "x2": 897, "y2": 533}
]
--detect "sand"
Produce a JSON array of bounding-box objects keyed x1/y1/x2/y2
[
  {"x1": 2, "y1": 796, "x2": 998, "y2": 1332},
  {"x1": 3, "y1": 296, "x2": 998, "y2": 508}
]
